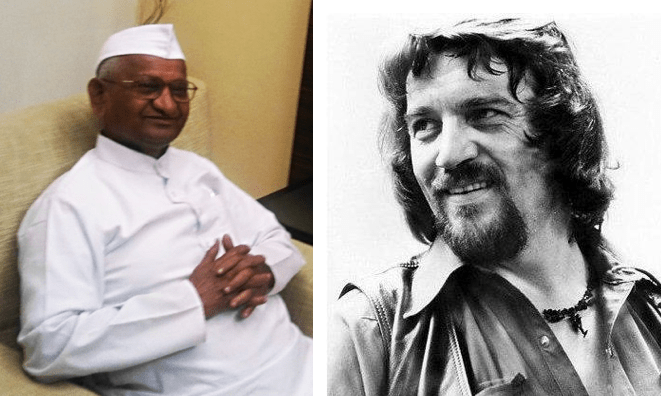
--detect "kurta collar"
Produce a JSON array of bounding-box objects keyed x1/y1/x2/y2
[
  {"x1": 403, "y1": 242, "x2": 645, "y2": 320},
  {"x1": 95, "y1": 134, "x2": 174, "y2": 177}
]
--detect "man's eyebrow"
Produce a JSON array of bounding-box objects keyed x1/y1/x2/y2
[
  {"x1": 458, "y1": 96, "x2": 518, "y2": 112},
  {"x1": 405, "y1": 95, "x2": 521, "y2": 122},
  {"x1": 404, "y1": 107, "x2": 435, "y2": 124}
]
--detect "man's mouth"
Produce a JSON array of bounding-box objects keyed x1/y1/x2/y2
[
  {"x1": 447, "y1": 181, "x2": 490, "y2": 195},
  {"x1": 146, "y1": 117, "x2": 177, "y2": 126}
]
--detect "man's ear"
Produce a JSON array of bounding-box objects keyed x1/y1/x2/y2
[{"x1": 87, "y1": 78, "x2": 106, "y2": 118}]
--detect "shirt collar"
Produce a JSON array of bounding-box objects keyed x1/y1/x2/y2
[
  {"x1": 403, "y1": 241, "x2": 644, "y2": 319},
  {"x1": 597, "y1": 251, "x2": 646, "y2": 337},
  {"x1": 94, "y1": 134, "x2": 174, "y2": 177},
  {"x1": 404, "y1": 244, "x2": 462, "y2": 318}
]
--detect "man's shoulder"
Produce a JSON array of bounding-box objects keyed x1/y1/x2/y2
[
  {"x1": 336, "y1": 259, "x2": 421, "y2": 331},
  {"x1": 19, "y1": 151, "x2": 100, "y2": 233},
  {"x1": 606, "y1": 266, "x2": 661, "y2": 303},
  {"x1": 36, "y1": 151, "x2": 103, "y2": 202},
  {"x1": 340, "y1": 259, "x2": 419, "y2": 300}
]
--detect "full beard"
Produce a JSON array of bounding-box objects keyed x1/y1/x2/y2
[{"x1": 432, "y1": 165, "x2": 528, "y2": 267}]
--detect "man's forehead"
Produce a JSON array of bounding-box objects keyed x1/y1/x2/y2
[
  {"x1": 405, "y1": 53, "x2": 533, "y2": 106},
  {"x1": 115, "y1": 54, "x2": 187, "y2": 77}
]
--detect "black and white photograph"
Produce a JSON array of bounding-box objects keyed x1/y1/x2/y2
[{"x1": 327, "y1": 13, "x2": 661, "y2": 395}]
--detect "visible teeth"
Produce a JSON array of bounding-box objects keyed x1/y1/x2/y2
[{"x1": 448, "y1": 182, "x2": 488, "y2": 195}]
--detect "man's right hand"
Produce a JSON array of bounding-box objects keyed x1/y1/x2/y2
[{"x1": 218, "y1": 235, "x2": 274, "y2": 319}]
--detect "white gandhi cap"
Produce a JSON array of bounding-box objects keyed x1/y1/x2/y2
[{"x1": 95, "y1": 24, "x2": 185, "y2": 73}]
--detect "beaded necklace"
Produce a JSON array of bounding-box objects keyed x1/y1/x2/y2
[{"x1": 542, "y1": 286, "x2": 595, "y2": 337}]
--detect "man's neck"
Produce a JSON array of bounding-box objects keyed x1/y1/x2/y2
[
  {"x1": 428, "y1": 215, "x2": 591, "y2": 311},
  {"x1": 493, "y1": 200, "x2": 590, "y2": 309},
  {"x1": 100, "y1": 130, "x2": 168, "y2": 159},
  {"x1": 496, "y1": 231, "x2": 589, "y2": 311}
]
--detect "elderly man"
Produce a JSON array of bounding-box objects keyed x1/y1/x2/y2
[
  {"x1": 18, "y1": 24, "x2": 311, "y2": 395},
  {"x1": 329, "y1": 19, "x2": 661, "y2": 395}
]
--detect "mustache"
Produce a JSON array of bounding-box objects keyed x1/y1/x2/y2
[{"x1": 431, "y1": 162, "x2": 504, "y2": 193}]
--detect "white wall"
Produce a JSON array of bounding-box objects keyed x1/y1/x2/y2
[
  {"x1": 327, "y1": 15, "x2": 661, "y2": 301},
  {"x1": 0, "y1": 0, "x2": 137, "y2": 114}
]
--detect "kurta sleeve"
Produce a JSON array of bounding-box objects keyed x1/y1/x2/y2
[
  {"x1": 214, "y1": 171, "x2": 305, "y2": 295},
  {"x1": 17, "y1": 196, "x2": 207, "y2": 383},
  {"x1": 328, "y1": 288, "x2": 388, "y2": 396}
]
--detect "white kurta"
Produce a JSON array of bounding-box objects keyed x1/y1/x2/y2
[{"x1": 17, "y1": 135, "x2": 312, "y2": 396}]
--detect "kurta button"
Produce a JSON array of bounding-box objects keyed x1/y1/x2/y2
[{"x1": 540, "y1": 335, "x2": 550, "y2": 348}]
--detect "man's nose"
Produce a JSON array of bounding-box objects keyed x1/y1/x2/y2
[
  {"x1": 434, "y1": 118, "x2": 478, "y2": 170},
  {"x1": 152, "y1": 86, "x2": 179, "y2": 116}
]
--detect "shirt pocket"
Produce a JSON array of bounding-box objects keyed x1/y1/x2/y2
[{"x1": 475, "y1": 373, "x2": 527, "y2": 396}]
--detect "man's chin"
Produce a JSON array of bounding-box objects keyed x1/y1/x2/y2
[
  {"x1": 436, "y1": 199, "x2": 528, "y2": 266},
  {"x1": 444, "y1": 201, "x2": 496, "y2": 226},
  {"x1": 142, "y1": 127, "x2": 182, "y2": 144}
]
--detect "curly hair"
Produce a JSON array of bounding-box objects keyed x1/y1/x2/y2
[{"x1": 379, "y1": 18, "x2": 614, "y2": 246}]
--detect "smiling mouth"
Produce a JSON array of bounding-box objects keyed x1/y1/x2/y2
[
  {"x1": 446, "y1": 181, "x2": 490, "y2": 195},
  {"x1": 146, "y1": 117, "x2": 178, "y2": 126}
]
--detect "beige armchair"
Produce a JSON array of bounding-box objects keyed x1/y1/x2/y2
[{"x1": 0, "y1": 77, "x2": 312, "y2": 393}]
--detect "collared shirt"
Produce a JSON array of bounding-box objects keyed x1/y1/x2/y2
[
  {"x1": 329, "y1": 249, "x2": 661, "y2": 395},
  {"x1": 18, "y1": 135, "x2": 312, "y2": 396}
]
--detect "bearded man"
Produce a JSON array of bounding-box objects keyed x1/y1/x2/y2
[{"x1": 329, "y1": 18, "x2": 661, "y2": 395}]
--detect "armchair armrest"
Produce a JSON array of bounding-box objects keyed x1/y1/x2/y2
[
  {"x1": 280, "y1": 240, "x2": 313, "y2": 337},
  {"x1": 0, "y1": 343, "x2": 96, "y2": 395}
]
